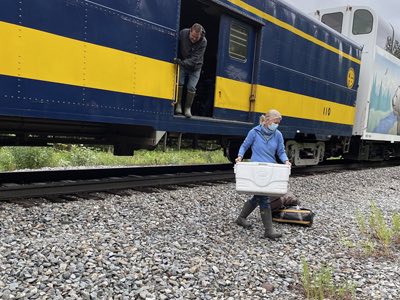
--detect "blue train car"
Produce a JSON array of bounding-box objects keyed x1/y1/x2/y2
[{"x1": 0, "y1": 0, "x2": 361, "y2": 164}]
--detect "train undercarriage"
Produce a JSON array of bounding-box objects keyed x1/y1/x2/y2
[
  {"x1": 223, "y1": 135, "x2": 400, "y2": 165},
  {"x1": 2, "y1": 116, "x2": 400, "y2": 164}
]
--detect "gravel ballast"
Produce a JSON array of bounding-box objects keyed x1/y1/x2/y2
[{"x1": 0, "y1": 166, "x2": 399, "y2": 299}]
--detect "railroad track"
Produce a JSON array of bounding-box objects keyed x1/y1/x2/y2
[
  {"x1": 0, "y1": 164, "x2": 235, "y2": 201},
  {"x1": 1, "y1": 159, "x2": 400, "y2": 201}
]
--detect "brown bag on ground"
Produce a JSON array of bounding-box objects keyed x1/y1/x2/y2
[{"x1": 270, "y1": 192, "x2": 300, "y2": 211}]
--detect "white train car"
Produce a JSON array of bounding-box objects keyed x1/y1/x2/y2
[{"x1": 314, "y1": 6, "x2": 400, "y2": 160}]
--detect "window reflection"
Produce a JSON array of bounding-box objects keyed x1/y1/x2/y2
[
  {"x1": 229, "y1": 22, "x2": 248, "y2": 62},
  {"x1": 321, "y1": 12, "x2": 343, "y2": 33},
  {"x1": 353, "y1": 9, "x2": 373, "y2": 35}
]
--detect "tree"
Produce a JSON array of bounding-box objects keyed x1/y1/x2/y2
[
  {"x1": 385, "y1": 36, "x2": 400, "y2": 60},
  {"x1": 393, "y1": 40, "x2": 400, "y2": 60}
]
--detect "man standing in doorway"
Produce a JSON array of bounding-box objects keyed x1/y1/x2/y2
[{"x1": 174, "y1": 23, "x2": 207, "y2": 118}]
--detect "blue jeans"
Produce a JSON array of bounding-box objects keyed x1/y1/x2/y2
[
  {"x1": 179, "y1": 67, "x2": 201, "y2": 92},
  {"x1": 249, "y1": 195, "x2": 270, "y2": 209}
]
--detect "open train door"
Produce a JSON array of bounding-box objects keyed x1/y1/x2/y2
[{"x1": 213, "y1": 14, "x2": 257, "y2": 122}]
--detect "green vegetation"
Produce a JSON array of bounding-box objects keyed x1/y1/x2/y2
[
  {"x1": 301, "y1": 259, "x2": 355, "y2": 300},
  {"x1": 354, "y1": 202, "x2": 400, "y2": 256},
  {"x1": 0, "y1": 145, "x2": 228, "y2": 171}
]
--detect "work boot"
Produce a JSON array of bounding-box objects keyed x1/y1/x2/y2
[
  {"x1": 184, "y1": 90, "x2": 195, "y2": 118},
  {"x1": 236, "y1": 200, "x2": 256, "y2": 228},
  {"x1": 260, "y1": 208, "x2": 282, "y2": 239},
  {"x1": 175, "y1": 85, "x2": 183, "y2": 114}
]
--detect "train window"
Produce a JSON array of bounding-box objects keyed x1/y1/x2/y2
[
  {"x1": 229, "y1": 22, "x2": 248, "y2": 61},
  {"x1": 352, "y1": 9, "x2": 373, "y2": 35},
  {"x1": 321, "y1": 12, "x2": 343, "y2": 33}
]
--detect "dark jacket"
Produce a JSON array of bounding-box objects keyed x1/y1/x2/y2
[{"x1": 179, "y1": 28, "x2": 207, "y2": 71}]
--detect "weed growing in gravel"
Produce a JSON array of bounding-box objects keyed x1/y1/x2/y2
[
  {"x1": 339, "y1": 237, "x2": 356, "y2": 249},
  {"x1": 301, "y1": 258, "x2": 355, "y2": 300},
  {"x1": 355, "y1": 202, "x2": 399, "y2": 255},
  {"x1": 355, "y1": 211, "x2": 367, "y2": 234},
  {"x1": 392, "y1": 213, "x2": 400, "y2": 244},
  {"x1": 360, "y1": 238, "x2": 376, "y2": 256}
]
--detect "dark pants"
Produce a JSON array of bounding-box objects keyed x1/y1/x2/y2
[
  {"x1": 249, "y1": 195, "x2": 270, "y2": 209},
  {"x1": 179, "y1": 67, "x2": 201, "y2": 92}
]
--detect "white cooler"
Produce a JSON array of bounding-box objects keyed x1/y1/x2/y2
[{"x1": 234, "y1": 162, "x2": 291, "y2": 196}]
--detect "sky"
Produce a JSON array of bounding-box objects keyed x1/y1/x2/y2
[{"x1": 284, "y1": 0, "x2": 400, "y2": 30}]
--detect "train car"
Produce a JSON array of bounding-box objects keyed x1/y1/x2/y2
[
  {"x1": 315, "y1": 5, "x2": 400, "y2": 160},
  {"x1": 0, "y1": 0, "x2": 361, "y2": 165}
]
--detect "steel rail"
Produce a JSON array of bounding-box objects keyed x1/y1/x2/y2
[
  {"x1": 0, "y1": 164, "x2": 235, "y2": 200},
  {"x1": 0, "y1": 163, "x2": 234, "y2": 184},
  {"x1": 1, "y1": 159, "x2": 400, "y2": 201}
]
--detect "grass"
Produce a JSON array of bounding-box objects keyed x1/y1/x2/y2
[
  {"x1": 353, "y1": 202, "x2": 400, "y2": 256},
  {"x1": 301, "y1": 259, "x2": 355, "y2": 300},
  {"x1": 0, "y1": 145, "x2": 228, "y2": 171}
]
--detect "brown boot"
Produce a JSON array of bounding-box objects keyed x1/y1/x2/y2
[
  {"x1": 236, "y1": 200, "x2": 256, "y2": 228},
  {"x1": 184, "y1": 91, "x2": 195, "y2": 118},
  {"x1": 260, "y1": 208, "x2": 282, "y2": 239},
  {"x1": 175, "y1": 86, "x2": 183, "y2": 114}
]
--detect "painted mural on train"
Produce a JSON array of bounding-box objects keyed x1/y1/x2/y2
[{"x1": 368, "y1": 47, "x2": 400, "y2": 135}]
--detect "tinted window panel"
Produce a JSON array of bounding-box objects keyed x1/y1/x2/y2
[
  {"x1": 321, "y1": 12, "x2": 343, "y2": 33},
  {"x1": 229, "y1": 23, "x2": 248, "y2": 61},
  {"x1": 353, "y1": 9, "x2": 373, "y2": 35}
]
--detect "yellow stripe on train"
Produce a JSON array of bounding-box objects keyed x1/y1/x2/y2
[
  {"x1": 228, "y1": 0, "x2": 361, "y2": 64},
  {"x1": 1, "y1": 21, "x2": 356, "y2": 125},
  {"x1": 0, "y1": 21, "x2": 176, "y2": 100},
  {"x1": 214, "y1": 76, "x2": 356, "y2": 125}
]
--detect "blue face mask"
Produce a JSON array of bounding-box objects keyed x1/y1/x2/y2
[{"x1": 267, "y1": 123, "x2": 279, "y2": 131}]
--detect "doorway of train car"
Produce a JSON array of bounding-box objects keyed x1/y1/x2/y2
[
  {"x1": 179, "y1": 0, "x2": 257, "y2": 121},
  {"x1": 213, "y1": 14, "x2": 256, "y2": 122},
  {"x1": 179, "y1": 0, "x2": 220, "y2": 118}
]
